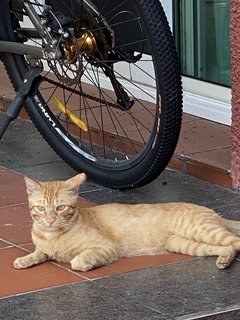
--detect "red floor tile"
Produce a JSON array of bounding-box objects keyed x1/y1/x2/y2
[
  {"x1": 52, "y1": 253, "x2": 194, "y2": 280},
  {"x1": 0, "y1": 203, "x2": 32, "y2": 245},
  {"x1": 189, "y1": 147, "x2": 231, "y2": 171},
  {"x1": 0, "y1": 247, "x2": 85, "y2": 298},
  {"x1": 0, "y1": 170, "x2": 28, "y2": 207},
  {"x1": 169, "y1": 115, "x2": 231, "y2": 188},
  {"x1": 176, "y1": 118, "x2": 230, "y2": 156}
]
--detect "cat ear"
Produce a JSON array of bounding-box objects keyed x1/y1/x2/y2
[
  {"x1": 24, "y1": 176, "x2": 42, "y2": 196},
  {"x1": 65, "y1": 173, "x2": 86, "y2": 192}
]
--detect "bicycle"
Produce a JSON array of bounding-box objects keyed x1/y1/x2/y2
[{"x1": 0, "y1": 0, "x2": 182, "y2": 189}]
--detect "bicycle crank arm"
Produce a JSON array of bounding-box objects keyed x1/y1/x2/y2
[{"x1": 0, "y1": 66, "x2": 43, "y2": 139}]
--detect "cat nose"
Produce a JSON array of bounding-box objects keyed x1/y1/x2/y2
[{"x1": 46, "y1": 217, "x2": 56, "y2": 227}]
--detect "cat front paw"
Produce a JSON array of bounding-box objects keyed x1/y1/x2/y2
[
  {"x1": 71, "y1": 256, "x2": 94, "y2": 271},
  {"x1": 14, "y1": 257, "x2": 32, "y2": 269},
  {"x1": 14, "y1": 251, "x2": 48, "y2": 269}
]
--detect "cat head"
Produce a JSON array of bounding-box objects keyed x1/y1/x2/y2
[{"x1": 24, "y1": 173, "x2": 86, "y2": 231}]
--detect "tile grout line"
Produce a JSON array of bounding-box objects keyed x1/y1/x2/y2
[
  {"x1": 0, "y1": 237, "x2": 23, "y2": 249},
  {"x1": 0, "y1": 201, "x2": 28, "y2": 209},
  {"x1": 0, "y1": 245, "x2": 13, "y2": 250},
  {"x1": 79, "y1": 188, "x2": 103, "y2": 195},
  {"x1": 48, "y1": 262, "x2": 96, "y2": 281},
  {"x1": 176, "y1": 303, "x2": 240, "y2": 320},
  {"x1": 13, "y1": 160, "x2": 65, "y2": 170},
  {"x1": 0, "y1": 280, "x2": 90, "y2": 301},
  {"x1": 179, "y1": 145, "x2": 231, "y2": 157},
  {"x1": 0, "y1": 238, "x2": 35, "y2": 252},
  {"x1": 173, "y1": 153, "x2": 231, "y2": 173}
]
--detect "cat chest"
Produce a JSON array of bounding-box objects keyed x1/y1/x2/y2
[{"x1": 33, "y1": 235, "x2": 82, "y2": 263}]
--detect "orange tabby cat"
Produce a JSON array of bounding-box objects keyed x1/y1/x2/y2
[{"x1": 14, "y1": 173, "x2": 240, "y2": 271}]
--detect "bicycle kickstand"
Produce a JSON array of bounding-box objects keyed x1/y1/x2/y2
[{"x1": 0, "y1": 66, "x2": 43, "y2": 140}]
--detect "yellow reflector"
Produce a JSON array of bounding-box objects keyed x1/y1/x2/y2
[{"x1": 53, "y1": 96, "x2": 88, "y2": 132}]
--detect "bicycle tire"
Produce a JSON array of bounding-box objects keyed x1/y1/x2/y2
[{"x1": 1, "y1": 0, "x2": 182, "y2": 189}]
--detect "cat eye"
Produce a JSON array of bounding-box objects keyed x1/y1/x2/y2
[
  {"x1": 36, "y1": 205, "x2": 45, "y2": 212},
  {"x1": 56, "y1": 205, "x2": 66, "y2": 212}
]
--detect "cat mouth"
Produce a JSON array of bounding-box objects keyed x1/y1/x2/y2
[{"x1": 42, "y1": 224, "x2": 60, "y2": 232}]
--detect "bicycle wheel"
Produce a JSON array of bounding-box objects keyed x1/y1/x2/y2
[{"x1": 1, "y1": 0, "x2": 182, "y2": 189}]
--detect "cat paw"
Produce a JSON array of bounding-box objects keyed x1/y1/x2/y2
[
  {"x1": 216, "y1": 256, "x2": 232, "y2": 269},
  {"x1": 14, "y1": 256, "x2": 40, "y2": 269},
  {"x1": 14, "y1": 257, "x2": 31, "y2": 269},
  {"x1": 71, "y1": 257, "x2": 94, "y2": 271}
]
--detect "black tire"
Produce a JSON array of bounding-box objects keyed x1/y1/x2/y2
[{"x1": 2, "y1": 0, "x2": 182, "y2": 189}]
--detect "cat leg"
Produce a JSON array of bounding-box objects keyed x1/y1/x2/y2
[
  {"x1": 165, "y1": 235, "x2": 236, "y2": 269},
  {"x1": 192, "y1": 226, "x2": 240, "y2": 249},
  {"x1": 71, "y1": 246, "x2": 117, "y2": 271},
  {"x1": 14, "y1": 250, "x2": 48, "y2": 269}
]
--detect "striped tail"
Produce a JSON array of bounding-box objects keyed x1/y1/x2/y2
[{"x1": 222, "y1": 218, "x2": 240, "y2": 235}]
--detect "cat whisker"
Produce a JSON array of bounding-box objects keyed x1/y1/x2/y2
[
  {"x1": 59, "y1": 221, "x2": 76, "y2": 227},
  {"x1": 36, "y1": 221, "x2": 46, "y2": 227},
  {"x1": 58, "y1": 223, "x2": 75, "y2": 230},
  {"x1": 61, "y1": 225, "x2": 69, "y2": 232}
]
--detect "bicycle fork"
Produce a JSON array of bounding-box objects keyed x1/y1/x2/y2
[{"x1": 0, "y1": 65, "x2": 42, "y2": 139}]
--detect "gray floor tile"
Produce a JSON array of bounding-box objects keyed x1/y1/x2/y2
[
  {"x1": 0, "y1": 281, "x2": 162, "y2": 320},
  {"x1": 96, "y1": 258, "x2": 240, "y2": 320}
]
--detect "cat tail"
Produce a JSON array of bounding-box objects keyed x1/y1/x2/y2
[{"x1": 222, "y1": 218, "x2": 240, "y2": 235}]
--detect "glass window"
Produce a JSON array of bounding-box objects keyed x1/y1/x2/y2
[{"x1": 174, "y1": 0, "x2": 230, "y2": 87}]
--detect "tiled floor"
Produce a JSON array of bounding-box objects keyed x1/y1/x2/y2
[{"x1": 1, "y1": 62, "x2": 240, "y2": 319}]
